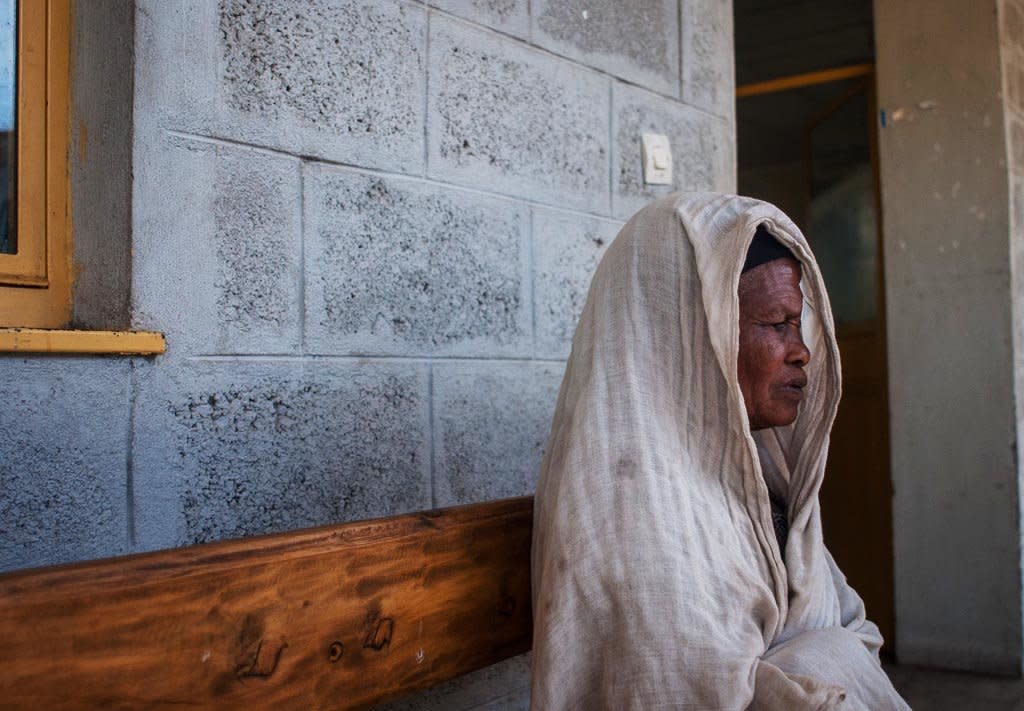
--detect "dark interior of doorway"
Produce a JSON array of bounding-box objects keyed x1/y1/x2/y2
[{"x1": 734, "y1": 0, "x2": 895, "y2": 655}]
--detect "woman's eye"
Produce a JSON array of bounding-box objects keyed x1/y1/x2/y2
[{"x1": 772, "y1": 322, "x2": 788, "y2": 332}]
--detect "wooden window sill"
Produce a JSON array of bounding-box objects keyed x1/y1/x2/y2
[{"x1": 0, "y1": 328, "x2": 166, "y2": 355}]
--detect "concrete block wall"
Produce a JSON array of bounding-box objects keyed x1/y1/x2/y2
[
  {"x1": 0, "y1": 358, "x2": 132, "y2": 571},
  {"x1": 1, "y1": 0, "x2": 734, "y2": 707}
]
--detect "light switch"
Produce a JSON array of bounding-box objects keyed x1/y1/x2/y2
[{"x1": 641, "y1": 133, "x2": 673, "y2": 185}]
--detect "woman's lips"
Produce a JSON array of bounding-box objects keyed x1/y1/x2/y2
[
  {"x1": 777, "y1": 378, "x2": 807, "y2": 400},
  {"x1": 779, "y1": 385, "x2": 804, "y2": 399}
]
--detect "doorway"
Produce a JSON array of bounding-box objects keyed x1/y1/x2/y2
[{"x1": 734, "y1": 0, "x2": 894, "y2": 652}]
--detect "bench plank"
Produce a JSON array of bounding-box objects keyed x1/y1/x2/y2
[{"x1": 0, "y1": 497, "x2": 534, "y2": 710}]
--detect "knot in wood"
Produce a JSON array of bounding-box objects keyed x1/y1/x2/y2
[
  {"x1": 363, "y1": 617, "x2": 394, "y2": 651},
  {"x1": 235, "y1": 637, "x2": 287, "y2": 679}
]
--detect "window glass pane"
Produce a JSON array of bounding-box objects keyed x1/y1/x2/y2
[
  {"x1": 0, "y1": 0, "x2": 14, "y2": 255},
  {"x1": 807, "y1": 90, "x2": 878, "y2": 326},
  {"x1": 808, "y1": 163, "x2": 877, "y2": 324}
]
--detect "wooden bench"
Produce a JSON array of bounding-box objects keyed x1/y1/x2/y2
[{"x1": 0, "y1": 496, "x2": 534, "y2": 710}]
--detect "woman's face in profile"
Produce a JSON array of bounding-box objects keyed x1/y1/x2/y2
[{"x1": 737, "y1": 258, "x2": 811, "y2": 430}]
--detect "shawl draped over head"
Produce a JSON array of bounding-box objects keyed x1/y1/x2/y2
[{"x1": 530, "y1": 193, "x2": 909, "y2": 710}]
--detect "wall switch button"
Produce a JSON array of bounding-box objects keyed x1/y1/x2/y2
[{"x1": 641, "y1": 133, "x2": 673, "y2": 185}]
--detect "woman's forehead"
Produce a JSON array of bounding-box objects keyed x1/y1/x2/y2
[{"x1": 739, "y1": 259, "x2": 802, "y2": 301}]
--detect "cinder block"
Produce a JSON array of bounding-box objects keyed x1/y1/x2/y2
[
  {"x1": 430, "y1": 0, "x2": 529, "y2": 39},
  {"x1": 304, "y1": 164, "x2": 531, "y2": 357},
  {"x1": 374, "y1": 654, "x2": 530, "y2": 711},
  {"x1": 531, "y1": 0, "x2": 679, "y2": 96},
  {"x1": 133, "y1": 135, "x2": 301, "y2": 356},
  {"x1": 612, "y1": 82, "x2": 735, "y2": 219},
  {"x1": 428, "y1": 14, "x2": 610, "y2": 212},
  {"x1": 1011, "y1": 116, "x2": 1024, "y2": 171},
  {"x1": 681, "y1": 0, "x2": 735, "y2": 120},
  {"x1": 132, "y1": 359, "x2": 431, "y2": 550},
  {"x1": 1004, "y1": 0, "x2": 1024, "y2": 52},
  {"x1": 1007, "y1": 58, "x2": 1024, "y2": 116},
  {"x1": 433, "y1": 362, "x2": 563, "y2": 506},
  {"x1": 1009, "y1": 177, "x2": 1024, "y2": 418},
  {"x1": 0, "y1": 357, "x2": 130, "y2": 572},
  {"x1": 1012, "y1": 176, "x2": 1024, "y2": 293},
  {"x1": 136, "y1": 0, "x2": 426, "y2": 174},
  {"x1": 533, "y1": 208, "x2": 620, "y2": 358}
]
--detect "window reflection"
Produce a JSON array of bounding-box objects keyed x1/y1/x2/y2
[
  {"x1": 0, "y1": 0, "x2": 15, "y2": 255},
  {"x1": 807, "y1": 89, "x2": 878, "y2": 326}
]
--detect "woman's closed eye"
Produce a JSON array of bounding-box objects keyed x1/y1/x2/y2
[{"x1": 769, "y1": 319, "x2": 800, "y2": 332}]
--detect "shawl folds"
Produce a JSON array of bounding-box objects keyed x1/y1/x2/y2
[{"x1": 530, "y1": 193, "x2": 909, "y2": 710}]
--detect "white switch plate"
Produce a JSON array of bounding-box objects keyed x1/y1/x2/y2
[{"x1": 641, "y1": 133, "x2": 673, "y2": 185}]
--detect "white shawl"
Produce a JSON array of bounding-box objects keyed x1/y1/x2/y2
[{"x1": 530, "y1": 193, "x2": 909, "y2": 710}]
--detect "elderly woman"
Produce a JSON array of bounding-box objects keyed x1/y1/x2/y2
[{"x1": 530, "y1": 194, "x2": 909, "y2": 710}]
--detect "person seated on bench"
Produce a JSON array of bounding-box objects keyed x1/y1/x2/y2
[{"x1": 530, "y1": 193, "x2": 909, "y2": 710}]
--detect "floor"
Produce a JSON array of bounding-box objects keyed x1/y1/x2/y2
[
  {"x1": 376, "y1": 660, "x2": 1024, "y2": 710},
  {"x1": 457, "y1": 664, "x2": 1024, "y2": 710},
  {"x1": 887, "y1": 664, "x2": 1024, "y2": 710}
]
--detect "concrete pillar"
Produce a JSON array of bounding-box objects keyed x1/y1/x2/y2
[{"x1": 874, "y1": 0, "x2": 1023, "y2": 674}]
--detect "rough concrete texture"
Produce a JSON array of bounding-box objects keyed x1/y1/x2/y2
[
  {"x1": 428, "y1": 14, "x2": 610, "y2": 212},
  {"x1": 375, "y1": 655, "x2": 529, "y2": 711},
  {"x1": 875, "y1": 0, "x2": 1021, "y2": 673},
  {"x1": 433, "y1": 362, "x2": 563, "y2": 506},
  {"x1": 70, "y1": 0, "x2": 133, "y2": 330},
  {"x1": 612, "y1": 82, "x2": 735, "y2": 219},
  {"x1": 532, "y1": 0, "x2": 679, "y2": 97},
  {"x1": 135, "y1": 0, "x2": 426, "y2": 174},
  {"x1": 132, "y1": 359, "x2": 431, "y2": 550},
  {"x1": 681, "y1": 0, "x2": 735, "y2": 120},
  {"x1": 132, "y1": 135, "x2": 301, "y2": 356},
  {"x1": 304, "y1": 164, "x2": 531, "y2": 357},
  {"x1": 0, "y1": 358, "x2": 131, "y2": 572},
  {"x1": 533, "y1": 208, "x2": 620, "y2": 358},
  {"x1": 430, "y1": 0, "x2": 529, "y2": 39}
]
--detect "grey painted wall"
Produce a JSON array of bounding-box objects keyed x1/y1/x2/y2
[
  {"x1": 0, "y1": 1, "x2": 735, "y2": 707},
  {"x1": 70, "y1": 0, "x2": 134, "y2": 329},
  {"x1": 875, "y1": 0, "x2": 1022, "y2": 674}
]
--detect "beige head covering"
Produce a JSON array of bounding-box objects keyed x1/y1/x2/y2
[{"x1": 530, "y1": 193, "x2": 908, "y2": 710}]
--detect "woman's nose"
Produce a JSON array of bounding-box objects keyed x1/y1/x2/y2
[{"x1": 787, "y1": 334, "x2": 811, "y2": 367}]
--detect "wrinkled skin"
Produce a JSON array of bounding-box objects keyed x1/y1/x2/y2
[{"x1": 737, "y1": 258, "x2": 811, "y2": 430}]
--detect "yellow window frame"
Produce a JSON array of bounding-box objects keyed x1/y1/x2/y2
[{"x1": 0, "y1": 0, "x2": 70, "y2": 327}]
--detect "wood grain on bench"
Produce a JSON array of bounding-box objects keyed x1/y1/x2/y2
[{"x1": 0, "y1": 496, "x2": 534, "y2": 710}]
